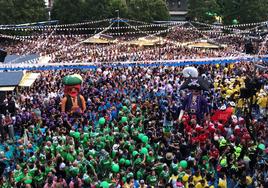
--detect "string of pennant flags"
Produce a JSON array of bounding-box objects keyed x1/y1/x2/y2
[
  {"x1": 191, "y1": 21, "x2": 268, "y2": 36},
  {"x1": 192, "y1": 20, "x2": 268, "y2": 29},
  {"x1": 0, "y1": 17, "x2": 266, "y2": 40},
  {"x1": 0, "y1": 18, "x2": 152, "y2": 30},
  {"x1": 0, "y1": 16, "x2": 267, "y2": 32},
  {"x1": 0, "y1": 21, "x2": 265, "y2": 46},
  {"x1": 0, "y1": 18, "x2": 113, "y2": 29},
  {"x1": 0, "y1": 21, "x2": 186, "y2": 31},
  {"x1": 0, "y1": 29, "x2": 173, "y2": 41}
]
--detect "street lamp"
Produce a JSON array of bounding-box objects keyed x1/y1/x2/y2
[{"x1": 115, "y1": 10, "x2": 120, "y2": 28}]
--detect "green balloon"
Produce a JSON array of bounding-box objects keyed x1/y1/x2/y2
[
  {"x1": 99, "y1": 117, "x2": 106, "y2": 125},
  {"x1": 179, "y1": 160, "x2": 188, "y2": 169},
  {"x1": 220, "y1": 159, "x2": 227, "y2": 167},
  {"x1": 118, "y1": 111, "x2": 124, "y2": 116},
  {"x1": 141, "y1": 147, "x2": 148, "y2": 155},
  {"x1": 258, "y1": 143, "x2": 265, "y2": 150},
  {"x1": 123, "y1": 106, "x2": 128, "y2": 111},
  {"x1": 74, "y1": 132, "x2": 80, "y2": 139},
  {"x1": 119, "y1": 158, "x2": 126, "y2": 165},
  {"x1": 142, "y1": 135, "x2": 149, "y2": 143},
  {"x1": 235, "y1": 147, "x2": 242, "y2": 153},
  {"x1": 67, "y1": 153, "x2": 74, "y2": 162},
  {"x1": 145, "y1": 144, "x2": 151, "y2": 149},
  {"x1": 125, "y1": 160, "x2": 131, "y2": 166},
  {"x1": 121, "y1": 116, "x2": 128, "y2": 123},
  {"x1": 138, "y1": 133, "x2": 144, "y2": 140},
  {"x1": 112, "y1": 163, "x2": 120, "y2": 173},
  {"x1": 232, "y1": 19, "x2": 238, "y2": 25},
  {"x1": 114, "y1": 127, "x2": 119, "y2": 132},
  {"x1": 100, "y1": 181, "x2": 109, "y2": 188},
  {"x1": 132, "y1": 151, "x2": 139, "y2": 157}
]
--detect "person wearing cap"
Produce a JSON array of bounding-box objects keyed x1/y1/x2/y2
[{"x1": 139, "y1": 179, "x2": 148, "y2": 188}]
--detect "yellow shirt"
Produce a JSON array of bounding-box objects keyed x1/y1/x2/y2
[
  {"x1": 237, "y1": 99, "x2": 244, "y2": 108},
  {"x1": 193, "y1": 175, "x2": 202, "y2": 185},
  {"x1": 258, "y1": 96, "x2": 268, "y2": 108},
  {"x1": 195, "y1": 182, "x2": 209, "y2": 188},
  {"x1": 218, "y1": 178, "x2": 227, "y2": 188}
]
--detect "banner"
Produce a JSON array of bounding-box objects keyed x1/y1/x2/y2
[{"x1": 0, "y1": 55, "x2": 267, "y2": 71}]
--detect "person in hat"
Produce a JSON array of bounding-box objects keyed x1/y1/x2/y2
[{"x1": 179, "y1": 89, "x2": 209, "y2": 124}]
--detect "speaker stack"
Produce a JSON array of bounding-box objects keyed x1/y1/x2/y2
[{"x1": 0, "y1": 49, "x2": 7, "y2": 62}]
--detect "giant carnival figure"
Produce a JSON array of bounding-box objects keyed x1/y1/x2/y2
[
  {"x1": 179, "y1": 67, "x2": 210, "y2": 123},
  {"x1": 61, "y1": 74, "x2": 86, "y2": 114}
]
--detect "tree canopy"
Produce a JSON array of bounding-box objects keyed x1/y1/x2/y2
[
  {"x1": 51, "y1": 0, "x2": 170, "y2": 23},
  {"x1": 1, "y1": 0, "x2": 267, "y2": 25},
  {"x1": 0, "y1": 0, "x2": 47, "y2": 24},
  {"x1": 188, "y1": 0, "x2": 268, "y2": 24}
]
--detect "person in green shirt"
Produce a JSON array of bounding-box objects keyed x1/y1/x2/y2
[
  {"x1": 146, "y1": 170, "x2": 158, "y2": 186},
  {"x1": 160, "y1": 165, "x2": 170, "y2": 182}
]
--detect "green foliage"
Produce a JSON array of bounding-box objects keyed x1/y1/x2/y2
[
  {"x1": 52, "y1": 0, "x2": 169, "y2": 24},
  {"x1": 52, "y1": 0, "x2": 86, "y2": 23},
  {"x1": 189, "y1": 0, "x2": 268, "y2": 24},
  {"x1": 108, "y1": 0, "x2": 128, "y2": 18},
  {"x1": 225, "y1": 0, "x2": 268, "y2": 24},
  {"x1": 0, "y1": 0, "x2": 47, "y2": 24},
  {"x1": 188, "y1": 0, "x2": 220, "y2": 23}
]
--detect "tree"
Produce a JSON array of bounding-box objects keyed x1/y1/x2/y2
[
  {"x1": 0, "y1": 0, "x2": 47, "y2": 24},
  {"x1": 51, "y1": 0, "x2": 86, "y2": 24},
  {"x1": 222, "y1": 0, "x2": 268, "y2": 24},
  {"x1": 127, "y1": 0, "x2": 169, "y2": 22},
  {"x1": 188, "y1": 0, "x2": 220, "y2": 23},
  {"x1": 188, "y1": 0, "x2": 268, "y2": 24},
  {"x1": 107, "y1": 0, "x2": 128, "y2": 18},
  {"x1": 149, "y1": 0, "x2": 170, "y2": 21},
  {"x1": 83, "y1": 0, "x2": 111, "y2": 20}
]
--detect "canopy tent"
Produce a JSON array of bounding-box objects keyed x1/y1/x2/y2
[
  {"x1": 83, "y1": 34, "x2": 116, "y2": 44},
  {"x1": 0, "y1": 72, "x2": 23, "y2": 87},
  {"x1": 0, "y1": 71, "x2": 23, "y2": 92},
  {"x1": 4, "y1": 54, "x2": 39, "y2": 64},
  {"x1": 0, "y1": 87, "x2": 15, "y2": 91},
  {"x1": 19, "y1": 72, "x2": 40, "y2": 87},
  {"x1": 186, "y1": 40, "x2": 224, "y2": 49},
  {"x1": 127, "y1": 36, "x2": 165, "y2": 46}
]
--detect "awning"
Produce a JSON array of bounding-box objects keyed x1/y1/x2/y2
[
  {"x1": 0, "y1": 87, "x2": 15, "y2": 91},
  {"x1": 83, "y1": 34, "x2": 116, "y2": 44},
  {"x1": 0, "y1": 71, "x2": 24, "y2": 87},
  {"x1": 127, "y1": 36, "x2": 165, "y2": 46},
  {"x1": 187, "y1": 42, "x2": 222, "y2": 49},
  {"x1": 4, "y1": 54, "x2": 39, "y2": 64},
  {"x1": 19, "y1": 73, "x2": 40, "y2": 87}
]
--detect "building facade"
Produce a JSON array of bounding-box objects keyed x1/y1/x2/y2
[{"x1": 166, "y1": 0, "x2": 188, "y2": 21}]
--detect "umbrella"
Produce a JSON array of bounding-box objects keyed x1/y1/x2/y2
[{"x1": 180, "y1": 77, "x2": 210, "y2": 91}]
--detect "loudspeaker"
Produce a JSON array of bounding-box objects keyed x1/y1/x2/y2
[
  {"x1": 240, "y1": 88, "x2": 252, "y2": 98},
  {"x1": 0, "y1": 161, "x2": 6, "y2": 176},
  {"x1": 0, "y1": 49, "x2": 7, "y2": 62},
  {"x1": 240, "y1": 78, "x2": 263, "y2": 98},
  {"x1": 245, "y1": 41, "x2": 254, "y2": 54},
  {"x1": 0, "y1": 92, "x2": 5, "y2": 104}
]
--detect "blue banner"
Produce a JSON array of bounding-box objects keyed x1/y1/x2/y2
[{"x1": 1, "y1": 56, "x2": 267, "y2": 71}]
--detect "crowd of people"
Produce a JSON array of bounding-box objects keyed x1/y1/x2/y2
[
  {"x1": 0, "y1": 60, "x2": 267, "y2": 187},
  {"x1": 1, "y1": 27, "x2": 266, "y2": 65},
  {"x1": 0, "y1": 24, "x2": 268, "y2": 188}
]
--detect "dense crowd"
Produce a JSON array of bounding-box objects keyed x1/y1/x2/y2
[
  {"x1": 1, "y1": 27, "x2": 266, "y2": 65},
  {"x1": 0, "y1": 61, "x2": 267, "y2": 188}
]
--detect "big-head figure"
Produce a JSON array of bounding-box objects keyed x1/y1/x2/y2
[{"x1": 61, "y1": 74, "x2": 86, "y2": 114}]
